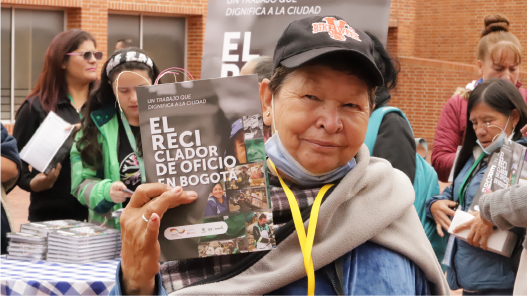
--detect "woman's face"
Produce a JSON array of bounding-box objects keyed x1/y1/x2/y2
[
  {"x1": 63, "y1": 40, "x2": 98, "y2": 85},
  {"x1": 212, "y1": 184, "x2": 223, "y2": 198},
  {"x1": 469, "y1": 102, "x2": 519, "y2": 148},
  {"x1": 112, "y1": 69, "x2": 152, "y2": 124},
  {"x1": 478, "y1": 47, "x2": 520, "y2": 85},
  {"x1": 261, "y1": 65, "x2": 371, "y2": 174}
]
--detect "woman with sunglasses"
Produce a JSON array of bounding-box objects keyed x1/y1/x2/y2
[
  {"x1": 426, "y1": 78, "x2": 527, "y2": 295},
  {"x1": 70, "y1": 47, "x2": 159, "y2": 228},
  {"x1": 13, "y1": 29, "x2": 102, "y2": 222}
]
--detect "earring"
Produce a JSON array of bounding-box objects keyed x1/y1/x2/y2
[{"x1": 266, "y1": 111, "x2": 270, "y2": 117}]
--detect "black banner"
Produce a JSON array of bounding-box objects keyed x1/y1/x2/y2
[{"x1": 201, "y1": 0, "x2": 391, "y2": 79}]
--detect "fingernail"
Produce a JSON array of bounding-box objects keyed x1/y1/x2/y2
[
  {"x1": 187, "y1": 191, "x2": 197, "y2": 198},
  {"x1": 151, "y1": 215, "x2": 157, "y2": 222},
  {"x1": 172, "y1": 186, "x2": 182, "y2": 193},
  {"x1": 485, "y1": 188, "x2": 491, "y2": 193}
]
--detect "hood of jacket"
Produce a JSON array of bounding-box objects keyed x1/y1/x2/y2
[{"x1": 374, "y1": 87, "x2": 391, "y2": 109}]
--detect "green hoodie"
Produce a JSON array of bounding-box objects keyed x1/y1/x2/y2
[{"x1": 70, "y1": 106, "x2": 130, "y2": 229}]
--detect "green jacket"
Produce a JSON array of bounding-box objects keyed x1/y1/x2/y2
[{"x1": 70, "y1": 106, "x2": 126, "y2": 229}]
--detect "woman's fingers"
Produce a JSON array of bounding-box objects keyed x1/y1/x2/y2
[
  {"x1": 142, "y1": 188, "x2": 197, "y2": 221},
  {"x1": 454, "y1": 220, "x2": 473, "y2": 233},
  {"x1": 128, "y1": 183, "x2": 174, "y2": 208},
  {"x1": 436, "y1": 223, "x2": 444, "y2": 237},
  {"x1": 144, "y1": 213, "x2": 160, "y2": 244},
  {"x1": 472, "y1": 231, "x2": 481, "y2": 248},
  {"x1": 480, "y1": 233, "x2": 489, "y2": 250}
]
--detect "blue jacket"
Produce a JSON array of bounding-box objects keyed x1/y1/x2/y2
[
  {"x1": 204, "y1": 195, "x2": 229, "y2": 217},
  {"x1": 109, "y1": 241, "x2": 430, "y2": 295},
  {"x1": 425, "y1": 148, "x2": 522, "y2": 292}
]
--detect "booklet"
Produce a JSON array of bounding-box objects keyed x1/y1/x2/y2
[
  {"x1": 470, "y1": 139, "x2": 527, "y2": 211},
  {"x1": 136, "y1": 75, "x2": 276, "y2": 261},
  {"x1": 19, "y1": 111, "x2": 74, "y2": 174}
]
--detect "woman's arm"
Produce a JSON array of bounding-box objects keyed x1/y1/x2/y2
[
  {"x1": 479, "y1": 185, "x2": 527, "y2": 230},
  {"x1": 431, "y1": 97, "x2": 463, "y2": 182},
  {"x1": 0, "y1": 123, "x2": 22, "y2": 184},
  {"x1": 70, "y1": 132, "x2": 116, "y2": 213},
  {"x1": 1, "y1": 157, "x2": 18, "y2": 183},
  {"x1": 12, "y1": 101, "x2": 41, "y2": 192}
]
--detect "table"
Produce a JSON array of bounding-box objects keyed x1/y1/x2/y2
[{"x1": 0, "y1": 256, "x2": 120, "y2": 295}]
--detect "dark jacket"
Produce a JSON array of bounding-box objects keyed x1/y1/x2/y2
[
  {"x1": 1, "y1": 123, "x2": 22, "y2": 254},
  {"x1": 13, "y1": 96, "x2": 88, "y2": 222},
  {"x1": 372, "y1": 89, "x2": 416, "y2": 183}
]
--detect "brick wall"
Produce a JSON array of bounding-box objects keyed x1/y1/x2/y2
[{"x1": 387, "y1": 0, "x2": 527, "y2": 145}]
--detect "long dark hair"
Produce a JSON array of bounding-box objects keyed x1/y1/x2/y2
[
  {"x1": 76, "y1": 47, "x2": 160, "y2": 168},
  {"x1": 18, "y1": 29, "x2": 97, "y2": 115},
  {"x1": 453, "y1": 78, "x2": 527, "y2": 179}
]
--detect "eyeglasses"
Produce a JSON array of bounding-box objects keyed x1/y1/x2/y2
[{"x1": 66, "y1": 51, "x2": 103, "y2": 61}]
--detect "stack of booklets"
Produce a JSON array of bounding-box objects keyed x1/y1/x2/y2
[
  {"x1": 46, "y1": 225, "x2": 122, "y2": 263},
  {"x1": 6, "y1": 232, "x2": 47, "y2": 261},
  {"x1": 6, "y1": 220, "x2": 86, "y2": 261},
  {"x1": 6, "y1": 220, "x2": 122, "y2": 263}
]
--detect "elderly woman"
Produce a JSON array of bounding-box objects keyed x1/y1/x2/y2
[{"x1": 111, "y1": 16, "x2": 449, "y2": 295}]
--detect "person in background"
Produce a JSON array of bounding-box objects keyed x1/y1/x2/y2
[
  {"x1": 253, "y1": 213, "x2": 272, "y2": 250},
  {"x1": 240, "y1": 56, "x2": 274, "y2": 141},
  {"x1": 427, "y1": 78, "x2": 527, "y2": 295},
  {"x1": 226, "y1": 118, "x2": 247, "y2": 164},
  {"x1": 1, "y1": 124, "x2": 22, "y2": 254},
  {"x1": 115, "y1": 38, "x2": 133, "y2": 51},
  {"x1": 235, "y1": 166, "x2": 251, "y2": 189},
  {"x1": 236, "y1": 192, "x2": 260, "y2": 212},
  {"x1": 111, "y1": 16, "x2": 449, "y2": 295},
  {"x1": 240, "y1": 56, "x2": 273, "y2": 83},
  {"x1": 204, "y1": 183, "x2": 228, "y2": 216},
  {"x1": 366, "y1": 32, "x2": 416, "y2": 183},
  {"x1": 13, "y1": 29, "x2": 101, "y2": 222},
  {"x1": 71, "y1": 47, "x2": 159, "y2": 228},
  {"x1": 432, "y1": 14, "x2": 527, "y2": 182}
]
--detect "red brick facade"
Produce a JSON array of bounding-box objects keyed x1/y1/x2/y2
[
  {"x1": 2, "y1": 0, "x2": 527, "y2": 144},
  {"x1": 388, "y1": 0, "x2": 527, "y2": 144}
]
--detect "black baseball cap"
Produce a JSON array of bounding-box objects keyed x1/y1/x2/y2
[{"x1": 273, "y1": 15, "x2": 384, "y2": 86}]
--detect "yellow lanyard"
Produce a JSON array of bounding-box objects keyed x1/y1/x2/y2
[{"x1": 269, "y1": 160, "x2": 334, "y2": 296}]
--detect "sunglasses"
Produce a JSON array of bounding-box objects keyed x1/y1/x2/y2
[{"x1": 66, "y1": 51, "x2": 103, "y2": 61}]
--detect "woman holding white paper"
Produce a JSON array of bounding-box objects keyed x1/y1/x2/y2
[
  {"x1": 13, "y1": 29, "x2": 101, "y2": 222},
  {"x1": 71, "y1": 47, "x2": 160, "y2": 229},
  {"x1": 110, "y1": 16, "x2": 450, "y2": 295},
  {"x1": 426, "y1": 78, "x2": 527, "y2": 295},
  {"x1": 463, "y1": 184, "x2": 527, "y2": 295}
]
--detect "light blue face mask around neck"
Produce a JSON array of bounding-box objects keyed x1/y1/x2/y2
[
  {"x1": 265, "y1": 96, "x2": 356, "y2": 187},
  {"x1": 476, "y1": 116, "x2": 513, "y2": 154}
]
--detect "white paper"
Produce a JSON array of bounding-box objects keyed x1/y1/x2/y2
[
  {"x1": 448, "y1": 210, "x2": 517, "y2": 257},
  {"x1": 19, "y1": 111, "x2": 73, "y2": 174}
]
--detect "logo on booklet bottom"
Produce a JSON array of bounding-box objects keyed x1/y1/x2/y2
[{"x1": 312, "y1": 17, "x2": 362, "y2": 42}]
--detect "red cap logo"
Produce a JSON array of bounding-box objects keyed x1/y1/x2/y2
[{"x1": 312, "y1": 17, "x2": 362, "y2": 42}]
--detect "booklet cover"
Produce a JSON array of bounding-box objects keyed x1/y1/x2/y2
[
  {"x1": 136, "y1": 75, "x2": 275, "y2": 261},
  {"x1": 48, "y1": 225, "x2": 121, "y2": 241},
  {"x1": 470, "y1": 139, "x2": 527, "y2": 211},
  {"x1": 19, "y1": 111, "x2": 74, "y2": 175}
]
